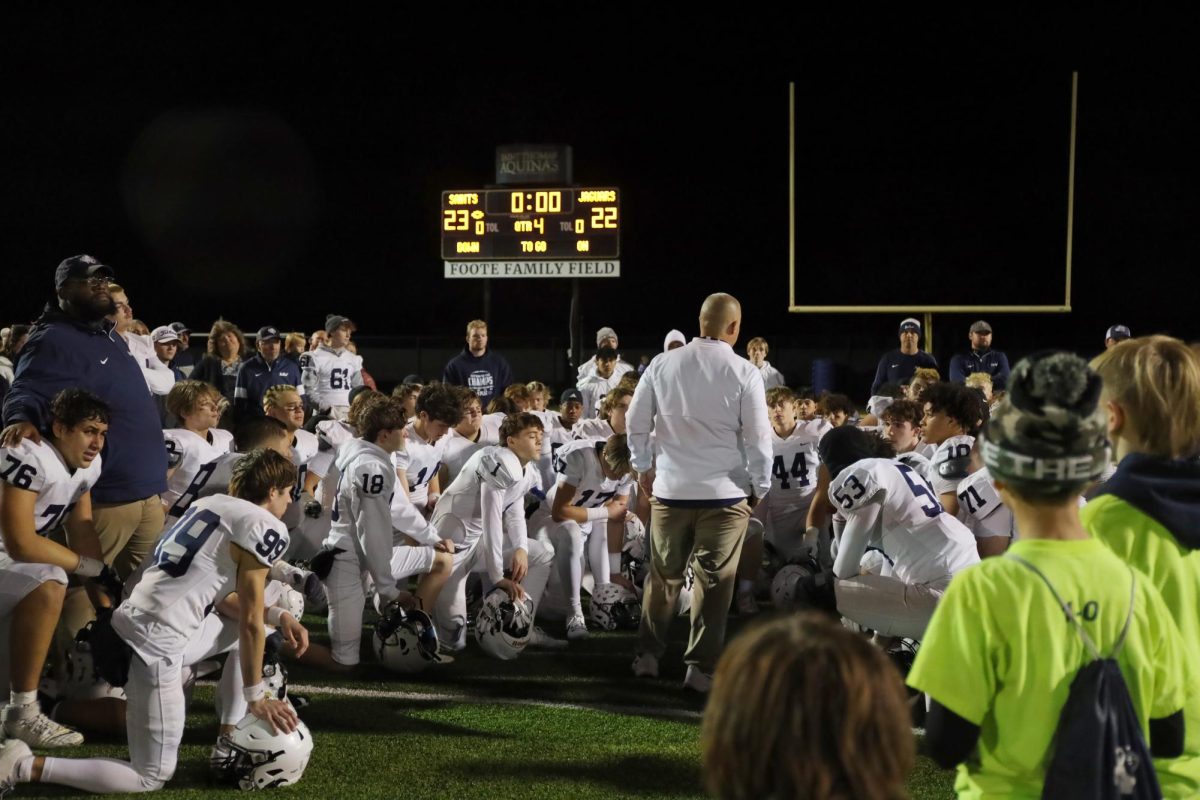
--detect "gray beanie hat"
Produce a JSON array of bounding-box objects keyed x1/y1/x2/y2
[{"x1": 981, "y1": 351, "x2": 1110, "y2": 496}]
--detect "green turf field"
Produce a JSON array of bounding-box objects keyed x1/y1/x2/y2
[{"x1": 15, "y1": 613, "x2": 957, "y2": 799}]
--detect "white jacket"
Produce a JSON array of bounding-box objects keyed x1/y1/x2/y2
[
  {"x1": 122, "y1": 332, "x2": 175, "y2": 395},
  {"x1": 627, "y1": 337, "x2": 772, "y2": 501},
  {"x1": 756, "y1": 360, "x2": 786, "y2": 390}
]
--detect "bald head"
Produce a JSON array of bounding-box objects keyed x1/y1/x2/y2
[{"x1": 699, "y1": 293, "x2": 742, "y2": 343}]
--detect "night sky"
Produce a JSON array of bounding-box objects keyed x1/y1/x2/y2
[{"x1": 4, "y1": 13, "x2": 1198, "y2": 396}]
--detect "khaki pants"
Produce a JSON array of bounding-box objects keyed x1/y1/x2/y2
[
  {"x1": 57, "y1": 496, "x2": 165, "y2": 652},
  {"x1": 638, "y1": 498, "x2": 750, "y2": 673}
]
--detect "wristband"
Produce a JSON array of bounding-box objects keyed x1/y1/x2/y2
[
  {"x1": 74, "y1": 556, "x2": 104, "y2": 578},
  {"x1": 586, "y1": 506, "x2": 609, "y2": 522},
  {"x1": 265, "y1": 606, "x2": 287, "y2": 627},
  {"x1": 242, "y1": 682, "x2": 268, "y2": 703}
]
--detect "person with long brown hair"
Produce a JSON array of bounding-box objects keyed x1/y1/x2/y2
[{"x1": 702, "y1": 612, "x2": 914, "y2": 800}]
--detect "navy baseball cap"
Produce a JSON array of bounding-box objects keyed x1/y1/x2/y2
[
  {"x1": 55, "y1": 254, "x2": 114, "y2": 290},
  {"x1": 560, "y1": 388, "x2": 583, "y2": 405},
  {"x1": 1106, "y1": 324, "x2": 1132, "y2": 342},
  {"x1": 169, "y1": 321, "x2": 190, "y2": 335},
  {"x1": 325, "y1": 314, "x2": 355, "y2": 334},
  {"x1": 257, "y1": 326, "x2": 282, "y2": 342},
  {"x1": 899, "y1": 317, "x2": 921, "y2": 334}
]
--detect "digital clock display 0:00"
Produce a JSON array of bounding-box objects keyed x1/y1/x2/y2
[{"x1": 441, "y1": 188, "x2": 619, "y2": 260}]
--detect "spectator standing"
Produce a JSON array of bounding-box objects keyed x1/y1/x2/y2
[
  {"x1": 301, "y1": 315, "x2": 363, "y2": 420},
  {"x1": 442, "y1": 319, "x2": 513, "y2": 404},
  {"x1": 1, "y1": 255, "x2": 168, "y2": 633},
  {"x1": 1085, "y1": 336, "x2": 1200, "y2": 797},
  {"x1": 871, "y1": 317, "x2": 938, "y2": 395},
  {"x1": 149, "y1": 327, "x2": 186, "y2": 382},
  {"x1": 908, "y1": 352, "x2": 1188, "y2": 798},
  {"x1": 576, "y1": 326, "x2": 635, "y2": 382},
  {"x1": 192, "y1": 320, "x2": 246, "y2": 430},
  {"x1": 167, "y1": 321, "x2": 195, "y2": 377},
  {"x1": 106, "y1": 284, "x2": 174, "y2": 398},
  {"x1": 627, "y1": 292, "x2": 772, "y2": 692},
  {"x1": 949, "y1": 320, "x2": 1011, "y2": 390},
  {"x1": 745, "y1": 336, "x2": 786, "y2": 390},
  {"x1": 233, "y1": 326, "x2": 305, "y2": 426},
  {"x1": 1105, "y1": 323, "x2": 1132, "y2": 349}
]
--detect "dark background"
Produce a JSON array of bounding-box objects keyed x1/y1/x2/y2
[{"x1": 2, "y1": 12, "x2": 1197, "y2": 398}]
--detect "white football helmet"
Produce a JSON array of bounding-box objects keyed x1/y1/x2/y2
[
  {"x1": 214, "y1": 713, "x2": 313, "y2": 790},
  {"x1": 588, "y1": 583, "x2": 641, "y2": 631},
  {"x1": 373, "y1": 607, "x2": 444, "y2": 673},
  {"x1": 676, "y1": 564, "x2": 695, "y2": 616},
  {"x1": 771, "y1": 563, "x2": 815, "y2": 610},
  {"x1": 275, "y1": 587, "x2": 305, "y2": 620},
  {"x1": 475, "y1": 588, "x2": 533, "y2": 660},
  {"x1": 621, "y1": 518, "x2": 649, "y2": 597}
]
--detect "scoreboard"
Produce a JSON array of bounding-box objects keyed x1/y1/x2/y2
[{"x1": 441, "y1": 188, "x2": 620, "y2": 261}]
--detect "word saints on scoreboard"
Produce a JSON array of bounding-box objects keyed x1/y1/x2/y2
[{"x1": 441, "y1": 188, "x2": 620, "y2": 279}]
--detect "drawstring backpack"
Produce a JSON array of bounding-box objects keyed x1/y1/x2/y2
[{"x1": 1007, "y1": 554, "x2": 1161, "y2": 800}]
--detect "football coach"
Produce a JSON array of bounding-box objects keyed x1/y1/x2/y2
[{"x1": 626, "y1": 292, "x2": 772, "y2": 692}]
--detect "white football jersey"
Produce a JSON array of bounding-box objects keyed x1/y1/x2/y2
[
  {"x1": 829, "y1": 458, "x2": 978, "y2": 585},
  {"x1": 431, "y1": 446, "x2": 538, "y2": 580},
  {"x1": 534, "y1": 411, "x2": 577, "y2": 492},
  {"x1": 0, "y1": 440, "x2": 102, "y2": 545},
  {"x1": 572, "y1": 417, "x2": 615, "y2": 442},
  {"x1": 478, "y1": 413, "x2": 504, "y2": 445},
  {"x1": 956, "y1": 467, "x2": 1013, "y2": 541},
  {"x1": 896, "y1": 450, "x2": 932, "y2": 481},
  {"x1": 440, "y1": 428, "x2": 486, "y2": 486},
  {"x1": 928, "y1": 435, "x2": 975, "y2": 496},
  {"x1": 553, "y1": 439, "x2": 634, "y2": 532},
  {"x1": 764, "y1": 420, "x2": 830, "y2": 510},
  {"x1": 163, "y1": 428, "x2": 233, "y2": 518},
  {"x1": 577, "y1": 373, "x2": 620, "y2": 419},
  {"x1": 169, "y1": 452, "x2": 242, "y2": 524},
  {"x1": 128, "y1": 494, "x2": 288, "y2": 638},
  {"x1": 277, "y1": 429, "x2": 320, "y2": 530},
  {"x1": 392, "y1": 420, "x2": 446, "y2": 507},
  {"x1": 300, "y1": 345, "x2": 363, "y2": 411}
]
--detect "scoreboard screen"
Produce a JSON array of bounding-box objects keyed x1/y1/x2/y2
[{"x1": 441, "y1": 188, "x2": 620, "y2": 260}]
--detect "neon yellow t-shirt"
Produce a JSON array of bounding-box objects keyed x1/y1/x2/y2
[
  {"x1": 908, "y1": 537, "x2": 1187, "y2": 800},
  {"x1": 1083, "y1": 493, "x2": 1200, "y2": 799}
]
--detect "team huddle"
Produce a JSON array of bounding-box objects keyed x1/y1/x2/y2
[{"x1": 1, "y1": 262, "x2": 1199, "y2": 800}]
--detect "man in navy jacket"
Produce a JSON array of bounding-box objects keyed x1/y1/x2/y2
[
  {"x1": 948, "y1": 320, "x2": 1011, "y2": 391},
  {"x1": 442, "y1": 319, "x2": 513, "y2": 404},
  {"x1": 1, "y1": 255, "x2": 168, "y2": 637},
  {"x1": 232, "y1": 325, "x2": 305, "y2": 425}
]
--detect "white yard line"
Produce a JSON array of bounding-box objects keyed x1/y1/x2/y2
[{"x1": 206, "y1": 680, "x2": 702, "y2": 722}]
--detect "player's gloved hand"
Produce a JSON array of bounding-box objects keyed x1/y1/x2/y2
[
  {"x1": 495, "y1": 577, "x2": 527, "y2": 602},
  {"x1": 304, "y1": 499, "x2": 323, "y2": 519},
  {"x1": 301, "y1": 571, "x2": 326, "y2": 606},
  {"x1": 249, "y1": 696, "x2": 299, "y2": 734},
  {"x1": 509, "y1": 548, "x2": 528, "y2": 583}
]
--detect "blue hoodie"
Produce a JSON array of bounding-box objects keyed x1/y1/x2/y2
[
  {"x1": 3, "y1": 306, "x2": 167, "y2": 504},
  {"x1": 442, "y1": 348, "x2": 513, "y2": 403}
]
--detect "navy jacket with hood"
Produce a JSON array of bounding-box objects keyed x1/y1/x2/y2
[{"x1": 2, "y1": 305, "x2": 167, "y2": 504}]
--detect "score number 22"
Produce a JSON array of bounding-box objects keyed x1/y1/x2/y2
[{"x1": 590, "y1": 207, "x2": 617, "y2": 229}]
